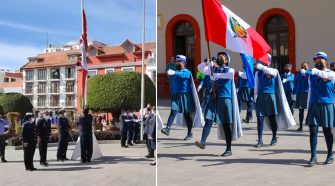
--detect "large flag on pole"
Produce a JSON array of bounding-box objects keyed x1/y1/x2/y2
[
  {"x1": 80, "y1": 0, "x2": 88, "y2": 105},
  {"x1": 202, "y1": 0, "x2": 271, "y2": 65}
]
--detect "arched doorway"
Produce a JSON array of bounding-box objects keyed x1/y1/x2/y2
[
  {"x1": 165, "y1": 14, "x2": 201, "y2": 75},
  {"x1": 256, "y1": 8, "x2": 295, "y2": 73}
]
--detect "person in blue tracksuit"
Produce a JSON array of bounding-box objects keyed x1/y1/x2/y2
[
  {"x1": 303, "y1": 52, "x2": 335, "y2": 167},
  {"x1": 237, "y1": 66, "x2": 254, "y2": 123},
  {"x1": 161, "y1": 55, "x2": 195, "y2": 140},
  {"x1": 293, "y1": 62, "x2": 310, "y2": 131},
  {"x1": 281, "y1": 64, "x2": 295, "y2": 114},
  {"x1": 195, "y1": 52, "x2": 236, "y2": 157},
  {"x1": 254, "y1": 54, "x2": 279, "y2": 148}
]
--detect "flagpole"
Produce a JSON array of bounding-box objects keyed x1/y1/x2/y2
[
  {"x1": 140, "y1": 0, "x2": 146, "y2": 141},
  {"x1": 81, "y1": 0, "x2": 87, "y2": 108},
  {"x1": 201, "y1": 0, "x2": 216, "y2": 100}
]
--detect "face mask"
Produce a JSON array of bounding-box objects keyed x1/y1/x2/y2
[
  {"x1": 284, "y1": 69, "x2": 290, "y2": 73},
  {"x1": 147, "y1": 107, "x2": 151, "y2": 111},
  {"x1": 315, "y1": 62, "x2": 324, "y2": 70},
  {"x1": 176, "y1": 64, "x2": 182, "y2": 70},
  {"x1": 217, "y1": 58, "x2": 224, "y2": 66},
  {"x1": 30, "y1": 118, "x2": 35, "y2": 123}
]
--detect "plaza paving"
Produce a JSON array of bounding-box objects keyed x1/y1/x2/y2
[
  {"x1": 158, "y1": 99, "x2": 335, "y2": 186},
  {"x1": 0, "y1": 143, "x2": 155, "y2": 186}
]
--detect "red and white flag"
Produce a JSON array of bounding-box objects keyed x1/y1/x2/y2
[
  {"x1": 80, "y1": 2, "x2": 88, "y2": 98},
  {"x1": 202, "y1": 0, "x2": 271, "y2": 64}
]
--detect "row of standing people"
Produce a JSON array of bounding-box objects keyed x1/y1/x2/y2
[{"x1": 161, "y1": 51, "x2": 335, "y2": 166}]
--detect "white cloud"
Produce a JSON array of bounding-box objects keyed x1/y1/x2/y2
[
  {"x1": 0, "y1": 42, "x2": 41, "y2": 70},
  {"x1": 0, "y1": 19, "x2": 76, "y2": 37}
]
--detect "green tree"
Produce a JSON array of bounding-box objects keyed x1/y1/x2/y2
[
  {"x1": 0, "y1": 93, "x2": 33, "y2": 115},
  {"x1": 87, "y1": 72, "x2": 156, "y2": 120}
]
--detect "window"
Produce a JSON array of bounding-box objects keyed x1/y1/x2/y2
[
  {"x1": 65, "y1": 67, "x2": 75, "y2": 79},
  {"x1": 25, "y1": 83, "x2": 33, "y2": 94},
  {"x1": 105, "y1": 68, "x2": 115, "y2": 74},
  {"x1": 37, "y1": 96, "x2": 46, "y2": 107},
  {"x1": 11, "y1": 79, "x2": 16, "y2": 82},
  {"x1": 68, "y1": 55, "x2": 78, "y2": 62},
  {"x1": 50, "y1": 68, "x2": 60, "y2": 79},
  {"x1": 50, "y1": 82, "x2": 60, "y2": 93},
  {"x1": 265, "y1": 16, "x2": 289, "y2": 72},
  {"x1": 25, "y1": 70, "x2": 34, "y2": 81},
  {"x1": 37, "y1": 69, "x2": 47, "y2": 80},
  {"x1": 66, "y1": 81, "x2": 75, "y2": 92},
  {"x1": 37, "y1": 82, "x2": 46, "y2": 93},
  {"x1": 121, "y1": 67, "x2": 135, "y2": 72},
  {"x1": 65, "y1": 95, "x2": 75, "y2": 107},
  {"x1": 4, "y1": 78, "x2": 9, "y2": 82},
  {"x1": 50, "y1": 95, "x2": 59, "y2": 107},
  {"x1": 87, "y1": 70, "x2": 97, "y2": 79}
]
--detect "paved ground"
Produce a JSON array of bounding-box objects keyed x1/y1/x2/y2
[
  {"x1": 158, "y1": 99, "x2": 335, "y2": 186},
  {"x1": 0, "y1": 143, "x2": 155, "y2": 186}
]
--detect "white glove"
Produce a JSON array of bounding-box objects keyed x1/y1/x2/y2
[
  {"x1": 300, "y1": 69, "x2": 306, "y2": 74},
  {"x1": 238, "y1": 71, "x2": 243, "y2": 77},
  {"x1": 282, "y1": 79, "x2": 287, "y2": 83},
  {"x1": 256, "y1": 63, "x2": 265, "y2": 70},
  {"x1": 203, "y1": 66, "x2": 211, "y2": 76},
  {"x1": 167, "y1": 69, "x2": 176, "y2": 75},
  {"x1": 213, "y1": 73, "x2": 220, "y2": 80},
  {"x1": 208, "y1": 61, "x2": 214, "y2": 67},
  {"x1": 311, "y1": 68, "x2": 319, "y2": 75}
]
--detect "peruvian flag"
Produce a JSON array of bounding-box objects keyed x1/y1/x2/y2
[
  {"x1": 80, "y1": 2, "x2": 88, "y2": 98},
  {"x1": 202, "y1": 0, "x2": 271, "y2": 64}
]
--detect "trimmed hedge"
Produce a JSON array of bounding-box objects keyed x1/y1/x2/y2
[
  {"x1": 0, "y1": 93, "x2": 33, "y2": 115},
  {"x1": 87, "y1": 72, "x2": 156, "y2": 120}
]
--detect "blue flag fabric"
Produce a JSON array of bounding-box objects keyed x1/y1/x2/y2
[{"x1": 240, "y1": 53, "x2": 255, "y2": 88}]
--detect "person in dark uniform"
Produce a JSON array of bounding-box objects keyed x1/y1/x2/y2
[
  {"x1": 127, "y1": 110, "x2": 134, "y2": 146},
  {"x1": 132, "y1": 111, "x2": 140, "y2": 144},
  {"x1": 281, "y1": 64, "x2": 295, "y2": 114},
  {"x1": 0, "y1": 114, "x2": 8, "y2": 162},
  {"x1": 36, "y1": 111, "x2": 51, "y2": 167},
  {"x1": 22, "y1": 113, "x2": 37, "y2": 171},
  {"x1": 119, "y1": 110, "x2": 129, "y2": 148},
  {"x1": 57, "y1": 109, "x2": 70, "y2": 161},
  {"x1": 77, "y1": 107, "x2": 93, "y2": 163}
]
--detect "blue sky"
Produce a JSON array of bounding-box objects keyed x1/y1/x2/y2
[{"x1": 0, "y1": 0, "x2": 156, "y2": 70}]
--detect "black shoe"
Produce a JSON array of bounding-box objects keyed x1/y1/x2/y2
[
  {"x1": 325, "y1": 156, "x2": 334, "y2": 164},
  {"x1": 195, "y1": 141, "x2": 206, "y2": 149},
  {"x1": 121, "y1": 145, "x2": 129, "y2": 148},
  {"x1": 40, "y1": 162, "x2": 48, "y2": 167},
  {"x1": 221, "y1": 151, "x2": 232, "y2": 157},
  {"x1": 255, "y1": 140, "x2": 264, "y2": 148},
  {"x1": 270, "y1": 138, "x2": 278, "y2": 146},
  {"x1": 128, "y1": 143, "x2": 134, "y2": 146},
  {"x1": 145, "y1": 154, "x2": 154, "y2": 158},
  {"x1": 1, "y1": 159, "x2": 7, "y2": 163},
  {"x1": 81, "y1": 160, "x2": 87, "y2": 163},
  {"x1": 150, "y1": 162, "x2": 156, "y2": 166},
  {"x1": 242, "y1": 119, "x2": 249, "y2": 124},
  {"x1": 26, "y1": 168, "x2": 37, "y2": 171},
  {"x1": 308, "y1": 158, "x2": 317, "y2": 167},
  {"x1": 87, "y1": 160, "x2": 91, "y2": 163},
  {"x1": 161, "y1": 128, "x2": 170, "y2": 136},
  {"x1": 184, "y1": 133, "x2": 193, "y2": 140},
  {"x1": 297, "y1": 127, "x2": 303, "y2": 132},
  {"x1": 63, "y1": 158, "x2": 69, "y2": 161}
]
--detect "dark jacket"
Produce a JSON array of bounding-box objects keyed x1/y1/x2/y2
[
  {"x1": 77, "y1": 114, "x2": 93, "y2": 136},
  {"x1": 58, "y1": 116, "x2": 70, "y2": 135},
  {"x1": 36, "y1": 117, "x2": 51, "y2": 139},
  {"x1": 22, "y1": 121, "x2": 37, "y2": 145}
]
